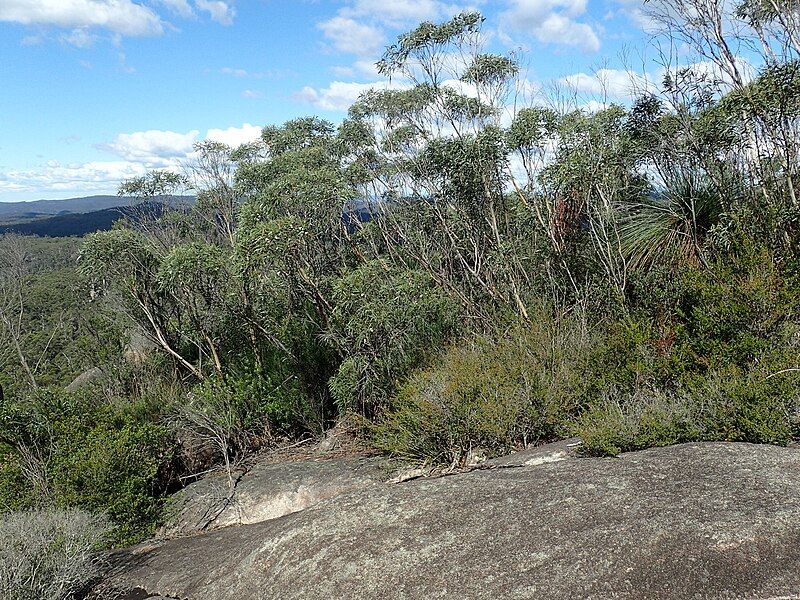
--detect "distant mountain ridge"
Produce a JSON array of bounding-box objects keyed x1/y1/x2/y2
[
  {"x1": 2, "y1": 206, "x2": 140, "y2": 238},
  {"x1": 0, "y1": 195, "x2": 194, "y2": 221},
  {"x1": 0, "y1": 197, "x2": 195, "y2": 238}
]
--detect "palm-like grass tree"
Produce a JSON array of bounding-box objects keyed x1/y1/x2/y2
[{"x1": 619, "y1": 170, "x2": 725, "y2": 270}]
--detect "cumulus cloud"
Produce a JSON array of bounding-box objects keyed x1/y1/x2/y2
[
  {"x1": 0, "y1": 123, "x2": 264, "y2": 198},
  {"x1": 317, "y1": 0, "x2": 466, "y2": 59},
  {"x1": 0, "y1": 0, "x2": 165, "y2": 36},
  {"x1": 204, "y1": 123, "x2": 262, "y2": 147},
  {"x1": 241, "y1": 89, "x2": 263, "y2": 99},
  {"x1": 2, "y1": 0, "x2": 235, "y2": 44},
  {"x1": 354, "y1": 59, "x2": 382, "y2": 77},
  {"x1": 157, "y1": 0, "x2": 194, "y2": 18},
  {"x1": 318, "y1": 16, "x2": 384, "y2": 57},
  {"x1": 60, "y1": 27, "x2": 98, "y2": 48},
  {"x1": 580, "y1": 99, "x2": 610, "y2": 113},
  {"x1": 561, "y1": 68, "x2": 657, "y2": 99},
  {"x1": 195, "y1": 0, "x2": 235, "y2": 25},
  {"x1": 500, "y1": 0, "x2": 601, "y2": 52},
  {"x1": 296, "y1": 80, "x2": 407, "y2": 112},
  {"x1": 102, "y1": 129, "x2": 199, "y2": 164},
  {"x1": 0, "y1": 160, "x2": 150, "y2": 195},
  {"x1": 102, "y1": 123, "x2": 262, "y2": 163},
  {"x1": 341, "y1": 0, "x2": 447, "y2": 27}
]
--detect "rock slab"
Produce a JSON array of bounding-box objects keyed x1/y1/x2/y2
[
  {"x1": 160, "y1": 456, "x2": 386, "y2": 537},
  {"x1": 97, "y1": 442, "x2": 800, "y2": 600}
]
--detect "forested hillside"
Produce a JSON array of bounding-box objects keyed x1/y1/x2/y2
[
  {"x1": 0, "y1": 201, "x2": 194, "y2": 238},
  {"x1": 0, "y1": 195, "x2": 195, "y2": 221},
  {"x1": 2, "y1": 4, "x2": 800, "y2": 590},
  {"x1": 0, "y1": 196, "x2": 133, "y2": 221}
]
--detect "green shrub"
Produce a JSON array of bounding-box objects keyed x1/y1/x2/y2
[
  {"x1": 575, "y1": 369, "x2": 799, "y2": 456},
  {"x1": 0, "y1": 445, "x2": 35, "y2": 513},
  {"x1": 50, "y1": 415, "x2": 169, "y2": 546},
  {"x1": 678, "y1": 247, "x2": 799, "y2": 370},
  {"x1": 574, "y1": 246, "x2": 800, "y2": 456},
  {"x1": 374, "y1": 313, "x2": 594, "y2": 465},
  {"x1": 327, "y1": 262, "x2": 459, "y2": 414},
  {"x1": 574, "y1": 389, "x2": 701, "y2": 456},
  {"x1": 690, "y1": 370, "x2": 796, "y2": 445},
  {"x1": 0, "y1": 389, "x2": 172, "y2": 546}
]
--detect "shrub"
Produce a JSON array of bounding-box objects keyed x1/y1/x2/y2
[
  {"x1": 690, "y1": 370, "x2": 797, "y2": 445},
  {"x1": 50, "y1": 414, "x2": 169, "y2": 546},
  {"x1": 374, "y1": 312, "x2": 594, "y2": 465},
  {"x1": 171, "y1": 375, "x2": 268, "y2": 488},
  {"x1": 575, "y1": 369, "x2": 799, "y2": 456},
  {"x1": 0, "y1": 446, "x2": 35, "y2": 513},
  {"x1": 326, "y1": 262, "x2": 460, "y2": 415},
  {"x1": 678, "y1": 246, "x2": 799, "y2": 370},
  {"x1": 573, "y1": 388, "x2": 701, "y2": 456},
  {"x1": 0, "y1": 508, "x2": 110, "y2": 600},
  {"x1": 0, "y1": 389, "x2": 172, "y2": 546}
]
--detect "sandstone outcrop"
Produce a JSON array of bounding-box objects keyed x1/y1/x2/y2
[{"x1": 96, "y1": 442, "x2": 800, "y2": 600}]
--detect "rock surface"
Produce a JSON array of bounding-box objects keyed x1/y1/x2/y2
[
  {"x1": 65, "y1": 367, "x2": 104, "y2": 392},
  {"x1": 160, "y1": 456, "x2": 387, "y2": 537},
  {"x1": 96, "y1": 442, "x2": 800, "y2": 600}
]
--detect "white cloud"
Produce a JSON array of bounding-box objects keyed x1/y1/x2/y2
[
  {"x1": 296, "y1": 80, "x2": 407, "y2": 112},
  {"x1": 241, "y1": 89, "x2": 263, "y2": 99},
  {"x1": 221, "y1": 66, "x2": 248, "y2": 77},
  {"x1": 218, "y1": 66, "x2": 277, "y2": 79},
  {"x1": 331, "y1": 65, "x2": 356, "y2": 78},
  {"x1": 0, "y1": 0, "x2": 165, "y2": 36},
  {"x1": 561, "y1": 68, "x2": 657, "y2": 99},
  {"x1": 60, "y1": 27, "x2": 97, "y2": 48},
  {"x1": 580, "y1": 99, "x2": 609, "y2": 113},
  {"x1": 195, "y1": 0, "x2": 235, "y2": 25},
  {"x1": 103, "y1": 124, "x2": 262, "y2": 162},
  {"x1": 331, "y1": 60, "x2": 382, "y2": 79},
  {"x1": 342, "y1": 0, "x2": 447, "y2": 27},
  {"x1": 354, "y1": 59, "x2": 382, "y2": 77},
  {"x1": 0, "y1": 123, "x2": 264, "y2": 198},
  {"x1": 205, "y1": 123, "x2": 262, "y2": 147},
  {"x1": 21, "y1": 34, "x2": 44, "y2": 46},
  {"x1": 1, "y1": 160, "x2": 150, "y2": 195},
  {"x1": 318, "y1": 16, "x2": 384, "y2": 57},
  {"x1": 157, "y1": 0, "x2": 194, "y2": 18},
  {"x1": 500, "y1": 0, "x2": 600, "y2": 52},
  {"x1": 103, "y1": 129, "x2": 199, "y2": 164}
]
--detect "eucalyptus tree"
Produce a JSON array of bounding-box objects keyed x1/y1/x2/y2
[
  {"x1": 0, "y1": 235, "x2": 38, "y2": 389},
  {"x1": 343, "y1": 11, "x2": 545, "y2": 321},
  {"x1": 82, "y1": 165, "x2": 242, "y2": 380},
  {"x1": 644, "y1": 0, "x2": 800, "y2": 247}
]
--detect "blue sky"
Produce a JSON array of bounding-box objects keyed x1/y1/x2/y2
[{"x1": 0, "y1": 0, "x2": 654, "y2": 202}]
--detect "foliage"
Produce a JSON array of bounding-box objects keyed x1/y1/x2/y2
[
  {"x1": 6, "y1": 4, "x2": 800, "y2": 548},
  {"x1": 575, "y1": 246, "x2": 800, "y2": 455},
  {"x1": 619, "y1": 171, "x2": 724, "y2": 270},
  {"x1": 0, "y1": 508, "x2": 110, "y2": 600},
  {"x1": 575, "y1": 371, "x2": 799, "y2": 456},
  {"x1": 374, "y1": 312, "x2": 594, "y2": 464},
  {"x1": 326, "y1": 262, "x2": 459, "y2": 414},
  {"x1": 0, "y1": 389, "x2": 172, "y2": 546},
  {"x1": 573, "y1": 388, "x2": 701, "y2": 456},
  {"x1": 170, "y1": 371, "x2": 307, "y2": 486}
]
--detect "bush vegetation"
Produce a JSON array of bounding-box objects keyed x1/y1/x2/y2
[
  {"x1": 374, "y1": 311, "x2": 594, "y2": 464},
  {"x1": 2, "y1": 1, "x2": 800, "y2": 548},
  {"x1": 0, "y1": 508, "x2": 110, "y2": 600}
]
